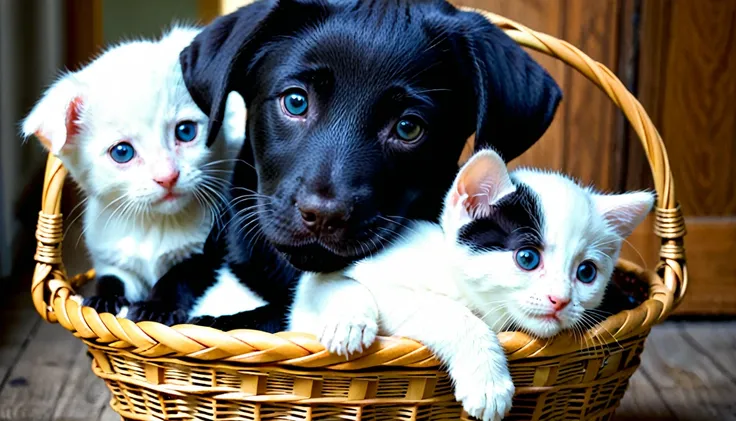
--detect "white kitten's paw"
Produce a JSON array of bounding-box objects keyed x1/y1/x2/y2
[
  {"x1": 319, "y1": 314, "x2": 378, "y2": 357},
  {"x1": 455, "y1": 369, "x2": 515, "y2": 421}
]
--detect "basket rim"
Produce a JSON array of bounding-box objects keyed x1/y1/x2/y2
[{"x1": 30, "y1": 7, "x2": 686, "y2": 369}]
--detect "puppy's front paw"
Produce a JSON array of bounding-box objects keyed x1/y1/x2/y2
[
  {"x1": 319, "y1": 312, "x2": 378, "y2": 357},
  {"x1": 127, "y1": 302, "x2": 187, "y2": 326},
  {"x1": 455, "y1": 367, "x2": 515, "y2": 421},
  {"x1": 83, "y1": 295, "x2": 130, "y2": 316}
]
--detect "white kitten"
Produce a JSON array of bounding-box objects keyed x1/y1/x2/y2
[
  {"x1": 289, "y1": 149, "x2": 654, "y2": 421},
  {"x1": 22, "y1": 26, "x2": 247, "y2": 315}
]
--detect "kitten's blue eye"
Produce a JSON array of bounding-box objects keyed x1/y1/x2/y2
[
  {"x1": 515, "y1": 247, "x2": 541, "y2": 271},
  {"x1": 395, "y1": 118, "x2": 424, "y2": 142},
  {"x1": 175, "y1": 121, "x2": 197, "y2": 142},
  {"x1": 110, "y1": 142, "x2": 135, "y2": 164},
  {"x1": 577, "y1": 261, "x2": 597, "y2": 284},
  {"x1": 282, "y1": 91, "x2": 308, "y2": 116}
]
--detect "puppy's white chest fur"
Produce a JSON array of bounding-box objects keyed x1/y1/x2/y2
[{"x1": 84, "y1": 199, "x2": 210, "y2": 301}]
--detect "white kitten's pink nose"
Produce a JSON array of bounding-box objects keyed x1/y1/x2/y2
[
  {"x1": 154, "y1": 171, "x2": 180, "y2": 190},
  {"x1": 547, "y1": 295, "x2": 570, "y2": 311}
]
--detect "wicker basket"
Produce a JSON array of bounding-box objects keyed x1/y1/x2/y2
[{"x1": 30, "y1": 9, "x2": 686, "y2": 421}]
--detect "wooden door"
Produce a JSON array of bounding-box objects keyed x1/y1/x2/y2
[{"x1": 625, "y1": 0, "x2": 736, "y2": 314}]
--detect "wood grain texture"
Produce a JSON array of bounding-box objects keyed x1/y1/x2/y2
[
  {"x1": 51, "y1": 348, "x2": 116, "y2": 421},
  {"x1": 642, "y1": 0, "x2": 736, "y2": 216},
  {"x1": 623, "y1": 217, "x2": 736, "y2": 315},
  {"x1": 0, "y1": 290, "x2": 41, "y2": 391},
  {"x1": 632, "y1": 324, "x2": 736, "y2": 421},
  {"x1": 0, "y1": 322, "x2": 85, "y2": 420},
  {"x1": 64, "y1": 0, "x2": 103, "y2": 71},
  {"x1": 629, "y1": 0, "x2": 736, "y2": 315},
  {"x1": 613, "y1": 369, "x2": 677, "y2": 421},
  {"x1": 561, "y1": 0, "x2": 623, "y2": 190}
]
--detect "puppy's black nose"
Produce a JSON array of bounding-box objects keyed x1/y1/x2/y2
[{"x1": 297, "y1": 195, "x2": 349, "y2": 235}]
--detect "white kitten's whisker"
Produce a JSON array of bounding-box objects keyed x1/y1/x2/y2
[
  {"x1": 236, "y1": 209, "x2": 273, "y2": 240},
  {"x1": 583, "y1": 312, "x2": 623, "y2": 352},
  {"x1": 621, "y1": 238, "x2": 647, "y2": 268},
  {"x1": 230, "y1": 186, "x2": 269, "y2": 197},
  {"x1": 201, "y1": 158, "x2": 255, "y2": 171},
  {"x1": 63, "y1": 196, "x2": 90, "y2": 238},
  {"x1": 225, "y1": 203, "x2": 271, "y2": 232},
  {"x1": 377, "y1": 215, "x2": 420, "y2": 236}
]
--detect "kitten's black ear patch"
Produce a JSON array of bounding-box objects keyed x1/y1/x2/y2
[
  {"x1": 453, "y1": 10, "x2": 562, "y2": 162},
  {"x1": 180, "y1": 0, "x2": 329, "y2": 146}
]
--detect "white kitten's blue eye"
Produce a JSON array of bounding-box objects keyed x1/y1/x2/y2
[
  {"x1": 282, "y1": 90, "x2": 308, "y2": 116},
  {"x1": 577, "y1": 261, "x2": 597, "y2": 283},
  {"x1": 175, "y1": 121, "x2": 197, "y2": 142},
  {"x1": 395, "y1": 117, "x2": 424, "y2": 142},
  {"x1": 515, "y1": 247, "x2": 541, "y2": 271},
  {"x1": 110, "y1": 142, "x2": 135, "y2": 164}
]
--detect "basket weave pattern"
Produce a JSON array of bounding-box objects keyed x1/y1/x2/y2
[{"x1": 30, "y1": 9, "x2": 686, "y2": 421}]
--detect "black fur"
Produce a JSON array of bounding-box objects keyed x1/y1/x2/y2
[
  {"x1": 457, "y1": 181, "x2": 545, "y2": 252},
  {"x1": 127, "y1": 0, "x2": 561, "y2": 329},
  {"x1": 82, "y1": 275, "x2": 130, "y2": 315}
]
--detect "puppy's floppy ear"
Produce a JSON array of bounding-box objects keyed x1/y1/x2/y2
[
  {"x1": 456, "y1": 10, "x2": 562, "y2": 162},
  {"x1": 180, "y1": 0, "x2": 328, "y2": 147}
]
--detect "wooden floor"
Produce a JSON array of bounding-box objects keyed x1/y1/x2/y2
[{"x1": 1, "y1": 285, "x2": 734, "y2": 421}]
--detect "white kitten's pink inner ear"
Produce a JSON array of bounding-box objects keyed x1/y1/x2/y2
[
  {"x1": 47, "y1": 96, "x2": 83, "y2": 154},
  {"x1": 454, "y1": 149, "x2": 516, "y2": 218},
  {"x1": 65, "y1": 97, "x2": 83, "y2": 138}
]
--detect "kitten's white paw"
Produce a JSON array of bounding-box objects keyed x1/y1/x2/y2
[
  {"x1": 455, "y1": 368, "x2": 515, "y2": 421},
  {"x1": 319, "y1": 313, "x2": 378, "y2": 357},
  {"x1": 116, "y1": 306, "x2": 129, "y2": 318}
]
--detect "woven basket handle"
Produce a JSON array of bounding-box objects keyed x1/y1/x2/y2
[
  {"x1": 30, "y1": 9, "x2": 687, "y2": 324},
  {"x1": 470, "y1": 9, "x2": 688, "y2": 307}
]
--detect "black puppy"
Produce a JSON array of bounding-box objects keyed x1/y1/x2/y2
[{"x1": 126, "y1": 0, "x2": 562, "y2": 330}]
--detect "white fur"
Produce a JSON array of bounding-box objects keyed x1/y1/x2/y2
[
  {"x1": 189, "y1": 266, "x2": 268, "y2": 318},
  {"x1": 22, "y1": 26, "x2": 247, "y2": 304},
  {"x1": 288, "y1": 149, "x2": 654, "y2": 421}
]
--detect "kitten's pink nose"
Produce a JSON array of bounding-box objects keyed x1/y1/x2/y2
[
  {"x1": 154, "y1": 171, "x2": 180, "y2": 190},
  {"x1": 547, "y1": 295, "x2": 570, "y2": 311}
]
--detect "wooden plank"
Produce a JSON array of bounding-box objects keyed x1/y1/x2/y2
[
  {"x1": 560, "y1": 0, "x2": 623, "y2": 191},
  {"x1": 65, "y1": 0, "x2": 103, "y2": 71},
  {"x1": 98, "y1": 405, "x2": 120, "y2": 421},
  {"x1": 680, "y1": 322, "x2": 736, "y2": 382},
  {"x1": 628, "y1": 0, "x2": 736, "y2": 315},
  {"x1": 634, "y1": 323, "x2": 736, "y2": 420},
  {"x1": 674, "y1": 219, "x2": 736, "y2": 314},
  {"x1": 0, "y1": 289, "x2": 42, "y2": 390},
  {"x1": 52, "y1": 347, "x2": 115, "y2": 421},
  {"x1": 613, "y1": 369, "x2": 676, "y2": 421},
  {"x1": 0, "y1": 321, "x2": 85, "y2": 420},
  {"x1": 650, "y1": 1, "x2": 736, "y2": 217}
]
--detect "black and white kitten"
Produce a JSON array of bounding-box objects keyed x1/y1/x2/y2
[{"x1": 289, "y1": 149, "x2": 655, "y2": 421}]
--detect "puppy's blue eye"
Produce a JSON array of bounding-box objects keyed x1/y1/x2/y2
[
  {"x1": 175, "y1": 121, "x2": 197, "y2": 142},
  {"x1": 283, "y1": 91, "x2": 308, "y2": 116},
  {"x1": 395, "y1": 118, "x2": 424, "y2": 142},
  {"x1": 515, "y1": 247, "x2": 541, "y2": 271},
  {"x1": 577, "y1": 261, "x2": 597, "y2": 284},
  {"x1": 110, "y1": 142, "x2": 135, "y2": 164}
]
